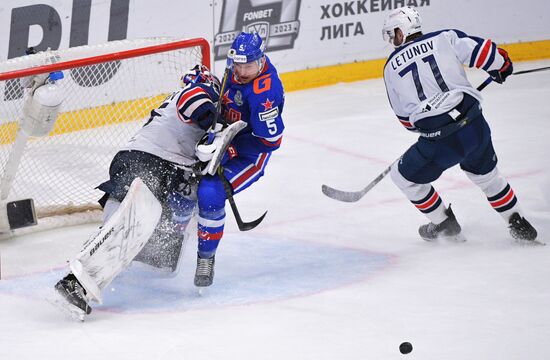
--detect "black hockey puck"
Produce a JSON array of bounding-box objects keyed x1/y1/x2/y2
[{"x1": 399, "y1": 342, "x2": 413, "y2": 354}]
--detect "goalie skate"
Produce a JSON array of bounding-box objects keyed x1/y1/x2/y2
[{"x1": 51, "y1": 273, "x2": 91, "y2": 321}]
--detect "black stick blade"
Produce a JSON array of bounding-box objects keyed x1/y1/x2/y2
[{"x1": 237, "y1": 210, "x2": 267, "y2": 231}]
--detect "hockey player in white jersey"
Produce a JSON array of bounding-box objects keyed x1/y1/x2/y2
[
  {"x1": 382, "y1": 7, "x2": 537, "y2": 242},
  {"x1": 53, "y1": 65, "x2": 221, "y2": 318}
]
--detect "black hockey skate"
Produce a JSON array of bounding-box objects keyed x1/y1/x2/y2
[
  {"x1": 508, "y1": 212, "x2": 538, "y2": 242},
  {"x1": 194, "y1": 254, "x2": 215, "y2": 287},
  {"x1": 54, "y1": 273, "x2": 92, "y2": 317},
  {"x1": 419, "y1": 205, "x2": 464, "y2": 242}
]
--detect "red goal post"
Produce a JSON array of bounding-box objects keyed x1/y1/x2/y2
[{"x1": 0, "y1": 37, "x2": 210, "y2": 233}]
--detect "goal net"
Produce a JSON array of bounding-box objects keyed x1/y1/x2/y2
[{"x1": 0, "y1": 37, "x2": 210, "y2": 233}]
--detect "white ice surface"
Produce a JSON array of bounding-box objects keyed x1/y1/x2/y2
[{"x1": 1, "y1": 60, "x2": 549, "y2": 360}]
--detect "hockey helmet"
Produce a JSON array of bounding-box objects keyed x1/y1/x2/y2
[
  {"x1": 228, "y1": 32, "x2": 264, "y2": 64},
  {"x1": 382, "y1": 6, "x2": 422, "y2": 47},
  {"x1": 182, "y1": 64, "x2": 221, "y2": 94}
]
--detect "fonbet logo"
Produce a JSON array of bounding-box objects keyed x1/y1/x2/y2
[{"x1": 214, "y1": 0, "x2": 301, "y2": 61}]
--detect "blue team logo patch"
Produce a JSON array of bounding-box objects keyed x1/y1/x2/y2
[{"x1": 0, "y1": 234, "x2": 392, "y2": 314}]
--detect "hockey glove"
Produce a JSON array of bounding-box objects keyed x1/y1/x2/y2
[
  {"x1": 195, "y1": 137, "x2": 217, "y2": 162},
  {"x1": 488, "y1": 48, "x2": 513, "y2": 84},
  {"x1": 195, "y1": 128, "x2": 226, "y2": 175}
]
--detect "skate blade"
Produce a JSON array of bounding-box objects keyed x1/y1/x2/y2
[
  {"x1": 442, "y1": 233, "x2": 467, "y2": 243},
  {"x1": 47, "y1": 293, "x2": 88, "y2": 322},
  {"x1": 514, "y1": 238, "x2": 546, "y2": 247},
  {"x1": 196, "y1": 287, "x2": 209, "y2": 297},
  {"x1": 421, "y1": 233, "x2": 467, "y2": 243}
]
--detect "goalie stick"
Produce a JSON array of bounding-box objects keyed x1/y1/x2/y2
[{"x1": 206, "y1": 58, "x2": 232, "y2": 144}]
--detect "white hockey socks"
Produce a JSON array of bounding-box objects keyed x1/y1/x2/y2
[
  {"x1": 390, "y1": 164, "x2": 448, "y2": 224},
  {"x1": 464, "y1": 167, "x2": 520, "y2": 221}
]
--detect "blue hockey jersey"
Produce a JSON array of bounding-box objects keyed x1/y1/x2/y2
[{"x1": 221, "y1": 56, "x2": 285, "y2": 157}]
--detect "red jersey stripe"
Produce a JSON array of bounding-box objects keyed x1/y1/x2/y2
[
  {"x1": 476, "y1": 40, "x2": 492, "y2": 68},
  {"x1": 231, "y1": 153, "x2": 268, "y2": 190},
  {"x1": 176, "y1": 87, "x2": 207, "y2": 121},
  {"x1": 260, "y1": 136, "x2": 282, "y2": 147}
]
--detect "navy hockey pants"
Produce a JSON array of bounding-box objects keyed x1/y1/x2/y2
[
  {"x1": 97, "y1": 150, "x2": 187, "y2": 206},
  {"x1": 398, "y1": 112, "x2": 498, "y2": 184}
]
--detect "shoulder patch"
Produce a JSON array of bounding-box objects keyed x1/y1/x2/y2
[{"x1": 259, "y1": 107, "x2": 279, "y2": 121}]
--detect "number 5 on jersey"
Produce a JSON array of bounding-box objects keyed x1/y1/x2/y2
[{"x1": 259, "y1": 97, "x2": 279, "y2": 135}]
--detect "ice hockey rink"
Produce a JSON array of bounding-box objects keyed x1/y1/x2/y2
[{"x1": 1, "y1": 60, "x2": 549, "y2": 360}]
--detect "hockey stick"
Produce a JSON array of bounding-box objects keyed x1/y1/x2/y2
[
  {"x1": 322, "y1": 165, "x2": 393, "y2": 203},
  {"x1": 477, "y1": 65, "x2": 550, "y2": 91},
  {"x1": 218, "y1": 167, "x2": 267, "y2": 231},
  {"x1": 321, "y1": 77, "x2": 497, "y2": 203},
  {"x1": 207, "y1": 65, "x2": 231, "y2": 144},
  {"x1": 513, "y1": 65, "x2": 550, "y2": 75},
  {"x1": 208, "y1": 54, "x2": 266, "y2": 231}
]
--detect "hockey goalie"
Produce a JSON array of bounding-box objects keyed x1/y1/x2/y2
[{"x1": 53, "y1": 65, "x2": 246, "y2": 319}]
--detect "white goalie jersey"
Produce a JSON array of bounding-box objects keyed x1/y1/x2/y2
[
  {"x1": 123, "y1": 83, "x2": 218, "y2": 166},
  {"x1": 383, "y1": 29, "x2": 506, "y2": 130}
]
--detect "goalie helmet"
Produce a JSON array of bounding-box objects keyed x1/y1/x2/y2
[
  {"x1": 182, "y1": 64, "x2": 221, "y2": 95},
  {"x1": 228, "y1": 32, "x2": 264, "y2": 64},
  {"x1": 382, "y1": 6, "x2": 422, "y2": 47}
]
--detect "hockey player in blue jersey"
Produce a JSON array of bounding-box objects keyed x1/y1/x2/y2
[
  {"x1": 381, "y1": 7, "x2": 537, "y2": 242},
  {"x1": 193, "y1": 32, "x2": 285, "y2": 287}
]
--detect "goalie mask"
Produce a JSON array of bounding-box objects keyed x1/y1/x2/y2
[
  {"x1": 182, "y1": 64, "x2": 221, "y2": 95},
  {"x1": 382, "y1": 6, "x2": 422, "y2": 48}
]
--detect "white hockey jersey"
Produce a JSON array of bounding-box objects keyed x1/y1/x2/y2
[
  {"x1": 123, "y1": 83, "x2": 218, "y2": 166},
  {"x1": 383, "y1": 29, "x2": 505, "y2": 131}
]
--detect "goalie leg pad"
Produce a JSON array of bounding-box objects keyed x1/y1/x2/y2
[
  {"x1": 70, "y1": 177, "x2": 162, "y2": 303},
  {"x1": 133, "y1": 224, "x2": 186, "y2": 273},
  {"x1": 134, "y1": 191, "x2": 196, "y2": 273}
]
